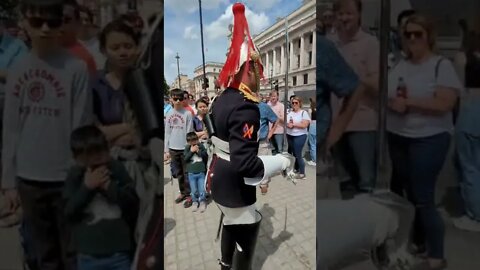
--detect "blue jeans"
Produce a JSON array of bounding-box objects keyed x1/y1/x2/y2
[
  {"x1": 333, "y1": 131, "x2": 377, "y2": 192},
  {"x1": 309, "y1": 121, "x2": 317, "y2": 162},
  {"x1": 77, "y1": 253, "x2": 131, "y2": 270},
  {"x1": 287, "y1": 134, "x2": 307, "y2": 174},
  {"x1": 271, "y1": 134, "x2": 284, "y2": 155},
  {"x1": 188, "y1": 172, "x2": 206, "y2": 202},
  {"x1": 388, "y1": 132, "x2": 450, "y2": 259},
  {"x1": 455, "y1": 132, "x2": 480, "y2": 221},
  {"x1": 455, "y1": 94, "x2": 480, "y2": 221}
]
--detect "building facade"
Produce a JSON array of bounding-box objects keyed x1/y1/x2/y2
[
  {"x1": 170, "y1": 74, "x2": 194, "y2": 92},
  {"x1": 79, "y1": 0, "x2": 161, "y2": 27},
  {"x1": 193, "y1": 62, "x2": 224, "y2": 99},
  {"x1": 253, "y1": 0, "x2": 316, "y2": 103}
]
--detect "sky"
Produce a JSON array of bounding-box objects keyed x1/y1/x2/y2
[{"x1": 164, "y1": 0, "x2": 304, "y2": 85}]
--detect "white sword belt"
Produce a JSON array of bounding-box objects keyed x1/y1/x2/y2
[{"x1": 211, "y1": 136, "x2": 231, "y2": 162}]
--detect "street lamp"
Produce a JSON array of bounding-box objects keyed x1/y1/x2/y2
[
  {"x1": 198, "y1": 0, "x2": 207, "y2": 96},
  {"x1": 175, "y1": 53, "x2": 181, "y2": 88}
]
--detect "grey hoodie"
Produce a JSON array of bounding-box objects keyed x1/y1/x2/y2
[{"x1": 1, "y1": 49, "x2": 93, "y2": 189}]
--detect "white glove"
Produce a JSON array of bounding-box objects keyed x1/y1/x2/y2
[
  {"x1": 278, "y1": 152, "x2": 294, "y2": 172},
  {"x1": 244, "y1": 154, "x2": 294, "y2": 186}
]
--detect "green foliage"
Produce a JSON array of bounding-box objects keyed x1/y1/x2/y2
[{"x1": 163, "y1": 76, "x2": 170, "y2": 96}]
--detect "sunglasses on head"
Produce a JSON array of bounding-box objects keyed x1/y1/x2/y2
[
  {"x1": 27, "y1": 17, "x2": 62, "y2": 29},
  {"x1": 404, "y1": 30, "x2": 424, "y2": 39}
]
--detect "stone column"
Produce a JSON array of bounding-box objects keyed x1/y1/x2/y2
[
  {"x1": 265, "y1": 51, "x2": 270, "y2": 75},
  {"x1": 289, "y1": 41, "x2": 294, "y2": 71},
  {"x1": 312, "y1": 31, "x2": 316, "y2": 67},
  {"x1": 280, "y1": 45, "x2": 285, "y2": 74},
  {"x1": 272, "y1": 48, "x2": 277, "y2": 75},
  {"x1": 300, "y1": 34, "x2": 305, "y2": 68}
]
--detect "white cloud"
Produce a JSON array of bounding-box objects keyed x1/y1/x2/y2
[
  {"x1": 183, "y1": 25, "x2": 199, "y2": 39},
  {"x1": 243, "y1": 0, "x2": 282, "y2": 11},
  {"x1": 205, "y1": 4, "x2": 271, "y2": 41},
  {"x1": 165, "y1": 0, "x2": 228, "y2": 14},
  {"x1": 164, "y1": 47, "x2": 174, "y2": 59}
]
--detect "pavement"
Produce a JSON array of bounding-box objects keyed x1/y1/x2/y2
[
  {"x1": 2, "y1": 146, "x2": 480, "y2": 270},
  {"x1": 323, "y1": 146, "x2": 480, "y2": 270},
  {"x1": 164, "y1": 160, "x2": 317, "y2": 270},
  {"x1": 0, "y1": 225, "x2": 23, "y2": 270}
]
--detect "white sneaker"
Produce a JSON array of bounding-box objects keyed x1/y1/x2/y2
[
  {"x1": 192, "y1": 202, "x2": 199, "y2": 213},
  {"x1": 453, "y1": 215, "x2": 480, "y2": 232}
]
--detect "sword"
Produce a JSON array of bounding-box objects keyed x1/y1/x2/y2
[{"x1": 215, "y1": 212, "x2": 224, "y2": 242}]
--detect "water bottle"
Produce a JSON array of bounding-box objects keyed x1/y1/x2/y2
[{"x1": 396, "y1": 77, "x2": 407, "y2": 98}]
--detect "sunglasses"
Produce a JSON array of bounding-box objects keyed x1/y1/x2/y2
[
  {"x1": 27, "y1": 17, "x2": 63, "y2": 29},
  {"x1": 404, "y1": 31, "x2": 424, "y2": 39},
  {"x1": 292, "y1": 101, "x2": 299, "y2": 105},
  {"x1": 172, "y1": 97, "x2": 184, "y2": 102}
]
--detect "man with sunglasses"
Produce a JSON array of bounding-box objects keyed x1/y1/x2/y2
[
  {"x1": 164, "y1": 88, "x2": 194, "y2": 208},
  {"x1": 1, "y1": 0, "x2": 92, "y2": 269},
  {"x1": 62, "y1": 0, "x2": 96, "y2": 74}
]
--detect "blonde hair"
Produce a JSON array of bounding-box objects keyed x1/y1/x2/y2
[
  {"x1": 292, "y1": 96, "x2": 303, "y2": 106},
  {"x1": 404, "y1": 14, "x2": 436, "y2": 58}
]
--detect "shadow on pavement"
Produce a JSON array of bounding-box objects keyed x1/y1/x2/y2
[
  {"x1": 164, "y1": 177, "x2": 173, "y2": 186},
  {"x1": 439, "y1": 186, "x2": 464, "y2": 218},
  {"x1": 164, "y1": 218, "x2": 176, "y2": 237},
  {"x1": 254, "y1": 203, "x2": 293, "y2": 269}
]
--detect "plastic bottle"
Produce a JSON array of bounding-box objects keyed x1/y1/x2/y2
[{"x1": 396, "y1": 77, "x2": 407, "y2": 98}]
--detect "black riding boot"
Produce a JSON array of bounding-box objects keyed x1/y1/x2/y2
[
  {"x1": 231, "y1": 211, "x2": 262, "y2": 270},
  {"x1": 219, "y1": 223, "x2": 236, "y2": 269}
]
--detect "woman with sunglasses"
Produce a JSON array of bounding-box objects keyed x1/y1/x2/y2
[
  {"x1": 387, "y1": 14, "x2": 462, "y2": 270},
  {"x1": 286, "y1": 96, "x2": 311, "y2": 180}
]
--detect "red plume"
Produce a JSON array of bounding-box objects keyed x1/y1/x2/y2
[{"x1": 218, "y1": 3, "x2": 249, "y2": 88}]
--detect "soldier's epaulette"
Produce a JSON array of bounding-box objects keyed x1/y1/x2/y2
[{"x1": 238, "y1": 83, "x2": 259, "y2": 103}]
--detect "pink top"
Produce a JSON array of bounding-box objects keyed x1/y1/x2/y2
[
  {"x1": 329, "y1": 30, "x2": 379, "y2": 132},
  {"x1": 268, "y1": 101, "x2": 285, "y2": 134}
]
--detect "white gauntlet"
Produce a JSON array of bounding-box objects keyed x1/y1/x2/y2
[{"x1": 244, "y1": 153, "x2": 294, "y2": 186}]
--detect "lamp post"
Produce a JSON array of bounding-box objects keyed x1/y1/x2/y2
[
  {"x1": 175, "y1": 53, "x2": 181, "y2": 88},
  {"x1": 198, "y1": 0, "x2": 207, "y2": 96},
  {"x1": 283, "y1": 17, "x2": 289, "y2": 146}
]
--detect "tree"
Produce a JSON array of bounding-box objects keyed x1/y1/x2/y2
[{"x1": 163, "y1": 76, "x2": 170, "y2": 96}]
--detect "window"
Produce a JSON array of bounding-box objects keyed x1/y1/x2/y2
[
  {"x1": 303, "y1": 74, "x2": 308, "y2": 85},
  {"x1": 309, "y1": 51, "x2": 312, "y2": 65},
  {"x1": 297, "y1": 55, "x2": 300, "y2": 68},
  {"x1": 298, "y1": 39, "x2": 301, "y2": 48},
  {"x1": 214, "y1": 68, "x2": 216, "y2": 72},
  {"x1": 310, "y1": 34, "x2": 313, "y2": 44},
  {"x1": 292, "y1": 76, "x2": 297, "y2": 86}
]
